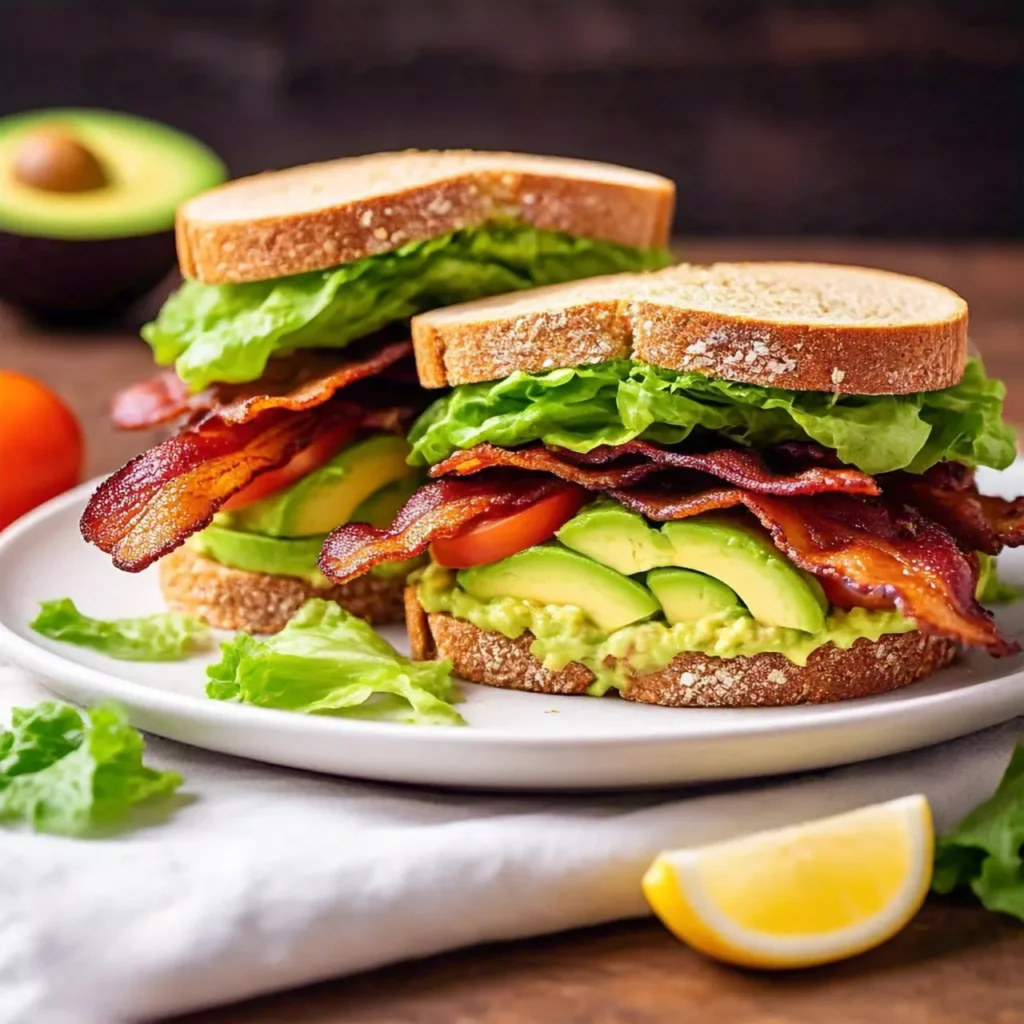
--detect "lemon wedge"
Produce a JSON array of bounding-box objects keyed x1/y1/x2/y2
[{"x1": 643, "y1": 794, "x2": 933, "y2": 969}]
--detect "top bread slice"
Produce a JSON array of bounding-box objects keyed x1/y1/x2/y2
[
  {"x1": 410, "y1": 261, "x2": 969, "y2": 394},
  {"x1": 176, "y1": 150, "x2": 675, "y2": 284}
]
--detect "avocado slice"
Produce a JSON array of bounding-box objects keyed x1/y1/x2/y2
[
  {"x1": 557, "y1": 499, "x2": 673, "y2": 574},
  {"x1": 457, "y1": 545, "x2": 659, "y2": 632},
  {"x1": 191, "y1": 527, "x2": 327, "y2": 585},
  {"x1": 0, "y1": 109, "x2": 225, "y2": 316},
  {"x1": 225, "y1": 434, "x2": 419, "y2": 538},
  {"x1": 558, "y1": 500, "x2": 827, "y2": 633},
  {"x1": 350, "y1": 475, "x2": 421, "y2": 528},
  {"x1": 646, "y1": 568, "x2": 742, "y2": 624}
]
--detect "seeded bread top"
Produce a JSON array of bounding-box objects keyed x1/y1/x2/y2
[
  {"x1": 411, "y1": 261, "x2": 969, "y2": 394},
  {"x1": 175, "y1": 150, "x2": 675, "y2": 284}
]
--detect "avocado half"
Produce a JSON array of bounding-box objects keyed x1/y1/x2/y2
[{"x1": 0, "y1": 109, "x2": 225, "y2": 318}]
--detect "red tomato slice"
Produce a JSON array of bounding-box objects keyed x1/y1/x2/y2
[
  {"x1": 819, "y1": 575, "x2": 897, "y2": 611},
  {"x1": 431, "y1": 486, "x2": 588, "y2": 569},
  {"x1": 221, "y1": 421, "x2": 357, "y2": 511}
]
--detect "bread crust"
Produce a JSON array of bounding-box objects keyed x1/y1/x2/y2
[
  {"x1": 160, "y1": 547, "x2": 405, "y2": 634},
  {"x1": 175, "y1": 150, "x2": 675, "y2": 284},
  {"x1": 411, "y1": 262, "x2": 969, "y2": 394},
  {"x1": 406, "y1": 591, "x2": 957, "y2": 708}
]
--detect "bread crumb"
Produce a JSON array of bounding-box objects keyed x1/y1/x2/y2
[{"x1": 831, "y1": 367, "x2": 846, "y2": 385}]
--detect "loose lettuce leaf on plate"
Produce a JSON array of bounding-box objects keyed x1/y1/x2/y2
[
  {"x1": 31, "y1": 598, "x2": 210, "y2": 661},
  {"x1": 206, "y1": 599, "x2": 464, "y2": 725},
  {"x1": 143, "y1": 225, "x2": 670, "y2": 392},
  {"x1": 0, "y1": 701, "x2": 182, "y2": 836},
  {"x1": 933, "y1": 745, "x2": 1024, "y2": 921},
  {"x1": 409, "y1": 356, "x2": 1016, "y2": 476}
]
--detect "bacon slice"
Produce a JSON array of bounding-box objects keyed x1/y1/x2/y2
[
  {"x1": 82, "y1": 397, "x2": 363, "y2": 572},
  {"x1": 319, "y1": 474, "x2": 582, "y2": 583},
  {"x1": 111, "y1": 340, "x2": 413, "y2": 430},
  {"x1": 882, "y1": 463, "x2": 1024, "y2": 555},
  {"x1": 613, "y1": 486, "x2": 1014, "y2": 656},
  {"x1": 110, "y1": 371, "x2": 195, "y2": 430},
  {"x1": 430, "y1": 442, "x2": 880, "y2": 496}
]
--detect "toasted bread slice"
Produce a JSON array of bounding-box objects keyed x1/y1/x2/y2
[
  {"x1": 176, "y1": 150, "x2": 675, "y2": 284},
  {"x1": 160, "y1": 547, "x2": 405, "y2": 634},
  {"x1": 405, "y1": 589, "x2": 956, "y2": 708},
  {"x1": 411, "y1": 261, "x2": 968, "y2": 394}
]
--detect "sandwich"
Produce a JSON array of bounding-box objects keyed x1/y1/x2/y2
[
  {"x1": 319, "y1": 262, "x2": 1024, "y2": 707},
  {"x1": 80, "y1": 151, "x2": 674, "y2": 632}
]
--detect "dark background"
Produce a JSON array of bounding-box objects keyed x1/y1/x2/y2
[{"x1": 1, "y1": 0, "x2": 1020, "y2": 237}]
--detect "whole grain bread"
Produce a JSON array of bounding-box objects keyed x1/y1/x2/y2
[
  {"x1": 161, "y1": 547, "x2": 405, "y2": 634},
  {"x1": 405, "y1": 589, "x2": 956, "y2": 708},
  {"x1": 176, "y1": 150, "x2": 674, "y2": 284},
  {"x1": 411, "y1": 261, "x2": 968, "y2": 394}
]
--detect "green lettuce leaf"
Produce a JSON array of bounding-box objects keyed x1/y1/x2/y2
[
  {"x1": 31, "y1": 598, "x2": 210, "y2": 661},
  {"x1": 977, "y1": 553, "x2": 1021, "y2": 604},
  {"x1": 0, "y1": 701, "x2": 182, "y2": 836},
  {"x1": 933, "y1": 744, "x2": 1024, "y2": 921},
  {"x1": 143, "y1": 225, "x2": 670, "y2": 392},
  {"x1": 206, "y1": 599, "x2": 464, "y2": 725},
  {"x1": 410, "y1": 356, "x2": 1016, "y2": 476}
]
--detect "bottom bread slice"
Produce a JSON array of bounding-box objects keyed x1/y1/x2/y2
[
  {"x1": 160, "y1": 547, "x2": 406, "y2": 633},
  {"x1": 405, "y1": 588, "x2": 956, "y2": 708}
]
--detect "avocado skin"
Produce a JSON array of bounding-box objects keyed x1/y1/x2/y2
[{"x1": 0, "y1": 228, "x2": 176, "y2": 318}]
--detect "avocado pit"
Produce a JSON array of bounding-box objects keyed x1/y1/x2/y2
[
  {"x1": 12, "y1": 129, "x2": 110, "y2": 193},
  {"x1": 0, "y1": 108, "x2": 225, "y2": 318}
]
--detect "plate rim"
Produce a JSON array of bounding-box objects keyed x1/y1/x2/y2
[{"x1": 2, "y1": 477, "x2": 1024, "y2": 750}]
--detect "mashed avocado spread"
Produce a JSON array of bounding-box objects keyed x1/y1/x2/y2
[{"x1": 418, "y1": 563, "x2": 915, "y2": 696}]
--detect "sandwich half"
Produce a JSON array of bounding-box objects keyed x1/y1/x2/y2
[
  {"x1": 80, "y1": 151, "x2": 673, "y2": 631},
  {"x1": 320, "y1": 262, "x2": 1024, "y2": 706}
]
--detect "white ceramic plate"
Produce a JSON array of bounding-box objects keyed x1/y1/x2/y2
[{"x1": 2, "y1": 470, "x2": 1024, "y2": 791}]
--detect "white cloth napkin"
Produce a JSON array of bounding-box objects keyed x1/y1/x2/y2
[{"x1": 0, "y1": 665, "x2": 1015, "y2": 1024}]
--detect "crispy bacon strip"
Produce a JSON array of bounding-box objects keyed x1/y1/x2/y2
[
  {"x1": 82, "y1": 397, "x2": 362, "y2": 572},
  {"x1": 882, "y1": 463, "x2": 1024, "y2": 554},
  {"x1": 319, "y1": 474, "x2": 582, "y2": 583},
  {"x1": 111, "y1": 340, "x2": 413, "y2": 429},
  {"x1": 613, "y1": 486, "x2": 1014, "y2": 655},
  {"x1": 110, "y1": 371, "x2": 195, "y2": 430},
  {"x1": 430, "y1": 442, "x2": 880, "y2": 496}
]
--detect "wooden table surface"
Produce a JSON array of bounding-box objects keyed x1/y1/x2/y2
[{"x1": 3, "y1": 240, "x2": 1023, "y2": 1023}]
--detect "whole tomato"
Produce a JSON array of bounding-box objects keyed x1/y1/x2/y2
[{"x1": 0, "y1": 371, "x2": 84, "y2": 531}]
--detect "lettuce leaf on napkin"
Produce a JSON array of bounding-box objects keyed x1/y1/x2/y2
[
  {"x1": 31, "y1": 598, "x2": 210, "y2": 661},
  {"x1": 0, "y1": 701, "x2": 182, "y2": 836},
  {"x1": 206, "y1": 599, "x2": 463, "y2": 725},
  {"x1": 143, "y1": 225, "x2": 670, "y2": 392},
  {"x1": 410, "y1": 356, "x2": 1016, "y2": 476}
]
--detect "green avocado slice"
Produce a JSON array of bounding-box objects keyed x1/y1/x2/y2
[
  {"x1": 557, "y1": 500, "x2": 827, "y2": 633},
  {"x1": 457, "y1": 545, "x2": 659, "y2": 633},
  {"x1": 191, "y1": 528, "x2": 327, "y2": 585},
  {"x1": 222, "y1": 434, "x2": 419, "y2": 538},
  {"x1": 0, "y1": 109, "x2": 225, "y2": 239},
  {"x1": 646, "y1": 568, "x2": 742, "y2": 624}
]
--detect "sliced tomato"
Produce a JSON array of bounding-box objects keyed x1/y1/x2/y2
[
  {"x1": 221, "y1": 421, "x2": 357, "y2": 511},
  {"x1": 819, "y1": 574, "x2": 897, "y2": 611},
  {"x1": 430, "y1": 485, "x2": 588, "y2": 569}
]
